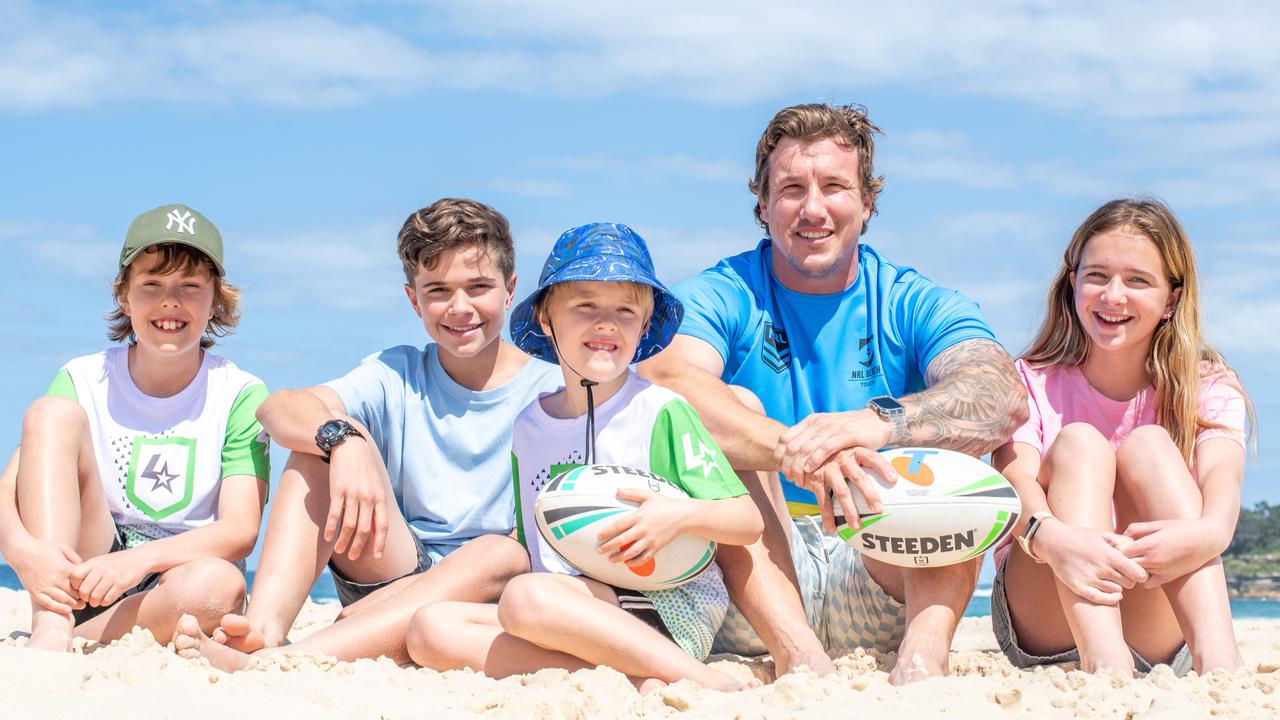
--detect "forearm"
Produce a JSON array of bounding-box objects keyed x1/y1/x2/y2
[
  {"x1": 1198, "y1": 472, "x2": 1241, "y2": 555},
  {"x1": 891, "y1": 339, "x2": 1028, "y2": 456},
  {"x1": 642, "y1": 364, "x2": 784, "y2": 470},
  {"x1": 683, "y1": 495, "x2": 764, "y2": 546},
  {"x1": 256, "y1": 388, "x2": 348, "y2": 455},
  {"x1": 129, "y1": 516, "x2": 260, "y2": 573}
]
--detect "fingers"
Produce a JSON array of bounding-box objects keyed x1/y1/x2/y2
[
  {"x1": 839, "y1": 450, "x2": 883, "y2": 515},
  {"x1": 33, "y1": 590, "x2": 75, "y2": 616},
  {"x1": 346, "y1": 500, "x2": 375, "y2": 561},
  {"x1": 817, "y1": 488, "x2": 839, "y2": 534},
  {"x1": 371, "y1": 497, "x2": 389, "y2": 560},
  {"x1": 324, "y1": 494, "x2": 345, "y2": 545},
  {"x1": 615, "y1": 488, "x2": 657, "y2": 504},
  {"x1": 59, "y1": 544, "x2": 84, "y2": 565},
  {"x1": 603, "y1": 528, "x2": 643, "y2": 562},
  {"x1": 1123, "y1": 521, "x2": 1160, "y2": 539},
  {"x1": 596, "y1": 514, "x2": 638, "y2": 553}
]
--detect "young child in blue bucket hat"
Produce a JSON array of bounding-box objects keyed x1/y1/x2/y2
[{"x1": 406, "y1": 223, "x2": 763, "y2": 691}]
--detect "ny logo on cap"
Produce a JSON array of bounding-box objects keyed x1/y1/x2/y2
[{"x1": 165, "y1": 209, "x2": 197, "y2": 235}]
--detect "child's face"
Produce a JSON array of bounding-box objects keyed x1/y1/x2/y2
[
  {"x1": 119, "y1": 249, "x2": 216, "y2": 356},
  {"x1": 539, "y1": 281, "x2": 650, "y2": 384},
  {"x1": 405, "y1": 244, "x2": 515, "y2": 359},
  {"x1": 1071, "y1": 225, "x2": 1180, "y2": 357}
]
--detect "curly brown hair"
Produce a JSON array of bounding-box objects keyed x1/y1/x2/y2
[
  {"x1": 398, "y1": 199, "x2": 514, "y2": 284},
  {"x1": 106, "y1": 244, "x2": 240, "y2": 349},
  {"x1": 749, "y1": 103, "x2": 884, "y2": 234}
]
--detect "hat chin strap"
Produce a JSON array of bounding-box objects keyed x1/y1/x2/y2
[{"x1": 547, "y1": 320, "x2": 598, "y2": 466}]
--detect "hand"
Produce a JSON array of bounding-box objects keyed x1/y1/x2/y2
[
  {"x1": 8, "y1": 535, "x2": 84, "y2": 615},
  {"x1": 808, "y1": 447, "x2": 899, "y2": 533},
  {"x1": 595, "y1": 489, "x2": 694, "y2": 567},
  {"x1": 324, "y1": 436, "x2": 389, "y2": 561},
  {"x1": 70, "y1": 546, "x2": 153, "y2": 608},
  {"x1": 1122, "y1": 518, "x2": 1219, "y2": 587},
  {"x1": 1036, "y1": 519, "x2": 1148, "y2": 605},
  {"x1": 775, "y1": 409, "x2": 894, "y2": 482}
]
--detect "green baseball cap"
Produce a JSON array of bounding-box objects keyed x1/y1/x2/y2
[{"x1": 119, "y1": 204, "x2": 225, "y2": 275}]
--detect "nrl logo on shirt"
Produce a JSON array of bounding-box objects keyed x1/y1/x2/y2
[
  {"x1": 761, "y1": 322, "x2": 791, "y2": 373},
  {"x1": 126, "y1": 436, "x2": 197, "y2": 520},
  {"x1": 849, "y1": 335, "x2": 884, "y2": 385}
]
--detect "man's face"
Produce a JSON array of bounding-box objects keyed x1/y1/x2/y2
[
  {"x1": 404, "y1": 244, "x2": 515, "y2": 361},
  {"x1": 759, "y1": 136, "x2": 873, "y2": 294}
]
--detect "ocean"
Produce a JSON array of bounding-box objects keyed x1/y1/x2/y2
[{"x1": 2, "y1": 564, "x2": 1276, "y2": 618}]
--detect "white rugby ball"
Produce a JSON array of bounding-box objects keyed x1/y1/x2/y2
[
  {"x1": 534, "y1": 464, "x2": 717, "y2": 591},
  {"x1": 832, "y1": 448, "x2": 1021, "y2": 568}
]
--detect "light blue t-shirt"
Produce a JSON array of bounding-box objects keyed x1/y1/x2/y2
[
  {"x1": 674, "y1": 239, "x2": 996, "y2": 513},
  {"x1": 326, "y1": 344, "x2": 561, "y2": 560}
]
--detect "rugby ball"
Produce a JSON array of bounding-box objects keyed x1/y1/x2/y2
[
  {"x1": 534, "y1": 464, "x2": 717, "y2": 591},
  {"x1": 833, "y1": 448, "x2": 1020, "y2": 568}
]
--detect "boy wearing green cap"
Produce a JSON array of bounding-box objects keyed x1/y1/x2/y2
[{"x1": 0, "y1": 204, "x2": 270, "y2": 652}]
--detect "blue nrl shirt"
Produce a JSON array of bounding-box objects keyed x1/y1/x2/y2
[{"x1": 673, "y1": 239, "x2": 996, "y2": 514}]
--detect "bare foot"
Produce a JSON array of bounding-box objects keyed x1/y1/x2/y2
[
  {"x1": 703, "y1": 668, "x2": 761, "y2": 692},
  {"x1": 25, "y1": 630, "x2": 72, "y2": 652},
  {"x1": 212, "y1": 613, "x2": 271, "y2": 653},
  {"x1": 775, "y1": 648, "x2": 836, "y2": 678},
  {"x1": 173, "y1": 614, "x2": 254, "y2": 672},
  {"x1": 888, "y1": 650, "x2": 947, "y2": 685},
  {"x1": 635, "y1": 678, "x2": 668, "y2": 695}
]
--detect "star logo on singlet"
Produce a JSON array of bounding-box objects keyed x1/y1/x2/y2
[{"x1": 141, "y1": 454, "x2": 181, "y2": 493}]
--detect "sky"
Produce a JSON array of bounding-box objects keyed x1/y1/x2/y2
[{"x1": 1, "y1": 1, "x2": 1277, "y2": 573}]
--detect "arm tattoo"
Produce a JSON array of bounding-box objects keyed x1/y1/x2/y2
[{"x1": 888, "y1": 339, "x2": 1028, "y2": 456}]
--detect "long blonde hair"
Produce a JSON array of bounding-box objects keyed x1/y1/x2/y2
[{"x1": 1024, "y1": 197, "x2": 1254, "y2": 463}]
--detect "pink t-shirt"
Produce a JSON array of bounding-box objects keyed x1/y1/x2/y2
[{"x1": 994, "y1": 359, "x2": 1247, "y2": 566}]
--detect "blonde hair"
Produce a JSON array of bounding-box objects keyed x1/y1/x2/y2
[
  {"x1": 749, "y1": 103, "x2": 884, "y2": 233},
  {"x1": 535, "y1": 281, "x2": 654, "y2": 328},
  {"x1": 106, "y1": 244, "x2": 240, "y2": 350},
  {"x1": 1024, "y1": 197, "x2": 1254, "y2": 462}
]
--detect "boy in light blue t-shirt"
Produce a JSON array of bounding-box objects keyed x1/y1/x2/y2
[{"x1": 172, "y1": 199, "x2": 559, "y2": 671}]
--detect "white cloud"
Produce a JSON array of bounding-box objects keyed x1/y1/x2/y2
[
  {"x1": 532, "y1": 154, "x2": 747, "y2": 185},
  {"x1": 6, "y1": 220, "x2": 118, "y2": 277},
  {"x1": 486, "y1": 178, "x2": 573, "y2": 198},
  {"x1": 6, "y1": 1, "x2": 1277, "y2": 129},
  {"x1": 881, "y1": 131, "x2": 1017, "y2": 190}
]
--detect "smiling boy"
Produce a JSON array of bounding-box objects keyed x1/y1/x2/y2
[{"x1": 174, "y1": 199, "x2": 560, "y2": 670}]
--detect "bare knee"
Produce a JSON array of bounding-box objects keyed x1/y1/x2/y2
[
  {"x1": 1115, "y1": 425, "x2": 1180, "y2": 484},
  {"x1": 1043, "y1": 423, "x2": 1114, "y2": 484},
  {"x1": 407, "y1": 602, "x2": 465, "y2": 669},
  {"x1": 162, "y1": 557, "x2": 247, "y2": 624},
  {"x1": 496, "y1": 575, "x2": 558, "y2": 636},
  {"x1": 465, "y1": 534, "x2": 531, "y2": 582},
  {"x1": 23, "y1": 395, "x2": 88, "y2": 438}
]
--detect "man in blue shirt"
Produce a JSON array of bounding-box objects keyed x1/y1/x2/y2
[{"x1": 641, "y1": 104, "x2": 1028, "y2": 684}]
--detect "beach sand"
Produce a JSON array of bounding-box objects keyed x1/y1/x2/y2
[{"x1": 2, "y1": 588, "x2": 1277, "y2": 719}]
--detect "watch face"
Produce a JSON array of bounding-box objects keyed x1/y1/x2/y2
[
  {"x1": 317, "y1": 420, "x2": 348, "y2": 448},
  {"x1": 873, "y1": 397, "x2": 905, "y2": 412}
]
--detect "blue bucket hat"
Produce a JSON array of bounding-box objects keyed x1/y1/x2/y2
[{"x1": 510, "y1": 223, "x2": 683, "y2": 364}]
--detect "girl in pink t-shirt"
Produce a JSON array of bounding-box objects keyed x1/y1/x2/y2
[{"x1": 991, "y1": 198, "x2": 1253, "y2": 676}]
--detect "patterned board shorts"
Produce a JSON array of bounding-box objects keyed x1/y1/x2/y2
[
  {"x1": 712, "y1": 515, "x2": 907, "y2": 656},
  {"x1": 645, "y1": 562, "x2": 729, "y2": 662}
]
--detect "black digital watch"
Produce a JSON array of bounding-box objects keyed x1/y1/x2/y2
[{"x1": 315, "y1": 419, "x2": 364, "y2": 463}]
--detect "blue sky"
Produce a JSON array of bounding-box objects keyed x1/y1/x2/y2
[{"x1": 2, "y1": 1, "x2": 1276, "y2": 572}]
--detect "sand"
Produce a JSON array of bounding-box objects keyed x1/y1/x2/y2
[{"x1": 1, "y1": 589, "x2": 1277, "y2": 719}]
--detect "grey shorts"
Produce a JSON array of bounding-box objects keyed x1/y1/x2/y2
[
  {"x1": 991, "y1": 554, "x2": 1193, "y2": 675},
  {"x1": 712, "y1": 515, "x2": 907, "y2": 656},
  {"x1": 329, "y1": 532, "x2": 434, "y2": 607}
]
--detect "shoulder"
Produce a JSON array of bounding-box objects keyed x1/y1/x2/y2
[
  {"x1": 672, "y1": 241, "x2": 766, "y2": 303},
  {"x1": 204, "y1": 353, "x2": 266, "y2": 391},
  {"x1": 1196, "y1": 360, "x2": 1246, "y2": 402}
]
